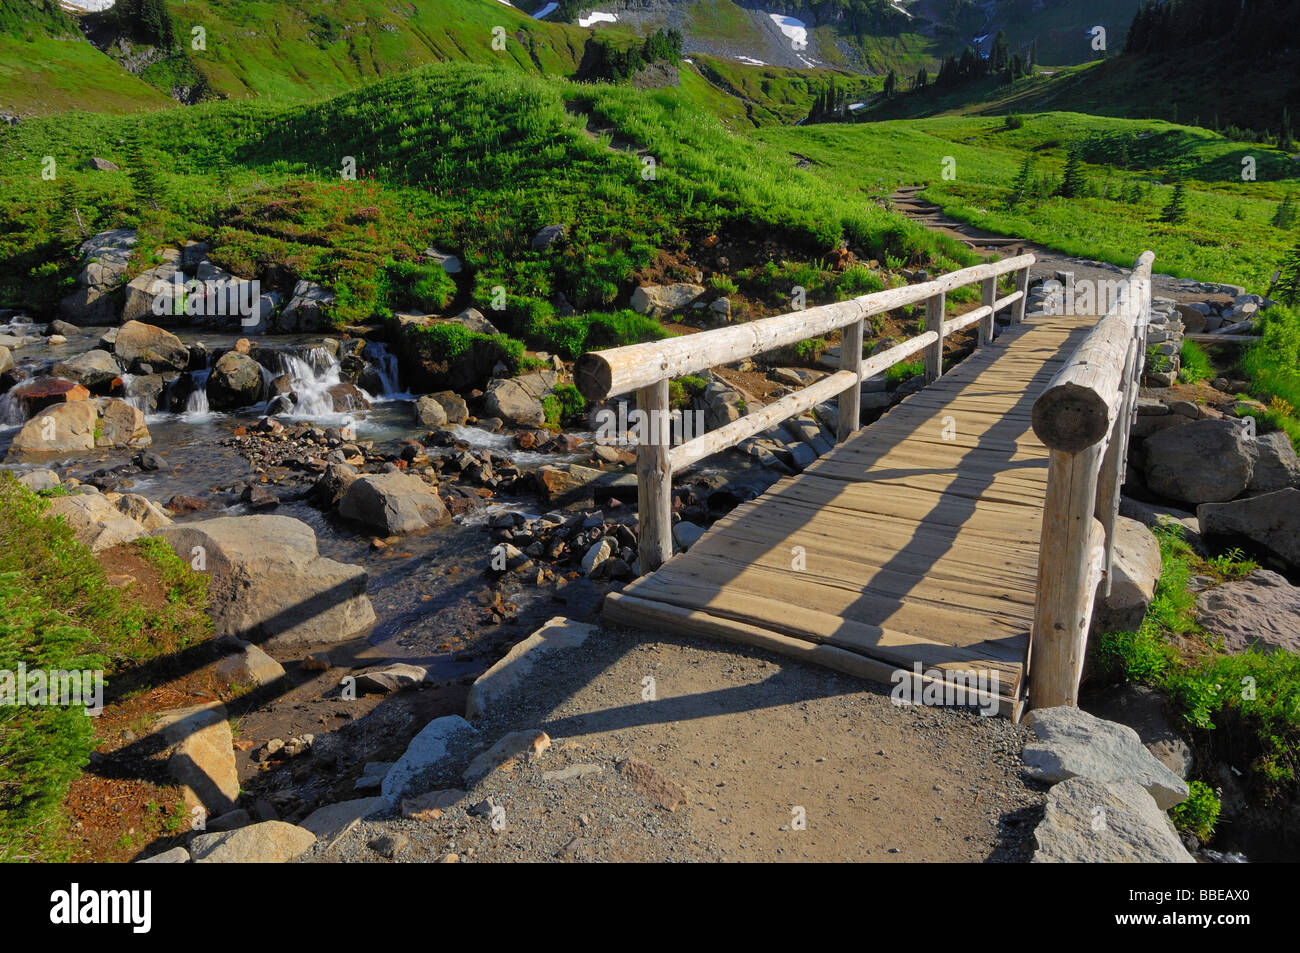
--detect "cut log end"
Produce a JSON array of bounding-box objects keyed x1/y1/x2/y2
[
  {"x1": 1031, "y1": 383, "x2": 1111, "y2": 453},
  {"x1": 574, "y1": 354, "x2": 613, "y2": 403}
]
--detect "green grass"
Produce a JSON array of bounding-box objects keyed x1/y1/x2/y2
[
  {"x1": 1178, "y1": 340, "x2": 1213, "y2": 384},
  {"x1": 757, "y1": 111, "x2": 1300, "y2": 292},
  {"x1": 1170, "y1": 780, "x2": 1221, "y2": 843},
  {"x1": 1095, "y1": 522, "x2": 1300, "y2": 799},
  {"x1": 0, "y1": 477, "x2": 212, "y2": 862}
]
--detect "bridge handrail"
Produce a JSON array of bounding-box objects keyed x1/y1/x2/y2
[
  {"x1": 575, "y1": 253, "x2": 1036, "y2": 571},
  {"x1": 1027, "y1": 250, "x2": 1155, "y2": 711}
]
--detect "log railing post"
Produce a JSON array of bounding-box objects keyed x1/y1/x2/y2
[
  {"x1": 1030, "y1": 445, "x2": 1106, "y2": 709},
  {"x1": 1012, "y1": 266, "x2": 1030, "y2": 324},
  {"x1": 837, "y1": 316, "x2": 864, "y2": 442},
  {"x1": 636, "y1": 379, "x2": 673, "y2": 572},
  {"x1": 1028, "y1": 250, "x2": 1155, "y2": 711},
  {"x1": 979, "y1": 276, "x2": 996, "y2": 347},
  {"x1": 924, "y1": 292, "x2": 945, "y2": 383}
]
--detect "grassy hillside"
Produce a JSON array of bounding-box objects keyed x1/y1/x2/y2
[
  {"x1": 0, "y1": 0, "x2": 173, "y2": 115},
  {"x1": 0, "y1": 63, "x2": 972, "y2": 352},
  {"x1": 161, "y1": 0, "x2": 590, "y2": 102},
  {"x1": 759, "y1": 112, "x2": 1300, "y2": 290}
]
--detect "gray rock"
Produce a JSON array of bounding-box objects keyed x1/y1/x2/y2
[
  {"x1": 16, "y1": 468, "x2": 60, "y2": 491},
  {"x1": 275, "y1": 280, "x2": 333, "y2": 332},
  {"x1": 207, "y1": 351, "x2": 263, "y2": 409},
  {"x1": 50, "y1": 349, "x2": 121, "y2": 390},
  {"x1": 483, "y1": 369, "x2": 556, "y2": 428},
  {"x1": 1195, "y1": 570, "x2": 1300, "y2": 653},
  {"x1": 1143, "y1": 419, "x2": 1257, "y2": 505},
  {"x1": 381, "y1": 715, "x2": 477, "y2": 804},
  {"x1": 1091, "y1": 517, "x2": 1162, "y2": 635},
  {"x1": 1246, "y1": 432, "x2": 1300, "y2": 493},
  {"x1": 154, "y1": 703, "x2": 239, "y2": 816},
  {"x1": 426, "y1": 390, "x2": 468, "y2": 425},
  {"x1": 45, "y1": 493, "x2": 147, "y2": 552},
  {"x1": 413, "y1": 394, "x2": 449, "y2": 427},
  {"x1": 136, "y1": 846, "x2": 190, "y2": 863},
  {"x1": 300, "y1": 797, "x2": 382, "y2": 849},
  {"x1": 355, "y1": 663, "x2": 430, "y2": 694},
  {"x1": 308, "y1": 463, "x2": 358, "y2": 509},
  {"x1": 581, "y1": 537, "x2": 614, "y2": 574},
  {"x1": 1032, "y1": 777, "x2": 1195, "y2": 863},
  {"x1": 154, "y1": 515, "x2": 376, "y2": 649},
  {"x1": 530, "y1": 224, "x2": 566, "y2": 251},
  {"x1": 214, "y1": 643, "x2": 285, "y2": 688},
  {"x1": 466, "y1": 617, "x2": 598, "y2": 720},
  {"x1": 114, "y1": 320, "x2": 189, "y2": 372},
  {"x1": 115, "y1": 493, "x2": 171, "y2": 530},
  {"x1": 672, "y1": 521, "x2": 706, "y2": 549},
  {"x1": 631, "y1": 283, "x2": 705, "y2": 317},
  {"x1": 1198, "y1": 488, "x2": 1300, "y2": 573},
  {"x1": 1085, "y1": 684, "x2": 1193, "y2": 779},
  {"x1": 190, "y1": 821, "x2": 316, "y2": 863},
  {"x1": 1023, "y1": 706, "x2": 1189, "y2": 810},
  {"x1": 338, "y1": 472, "x2": 450, "y2": 535},
  {"x1": 122, "y1": 262, "x2": 181, "y2": 323}
]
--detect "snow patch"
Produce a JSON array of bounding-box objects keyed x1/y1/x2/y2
[
  {"x1": 532, "y1": 1, "x2": 558, "y2": 17},
  {"x1": 59, "y1": 0, "x2": 115, "y2": 10},
  {"x1": 769, "y1": 13, "x2": 808, "y2": 48},
  {"x1": 579, "y1": 11, "x2": 618, "y2": 27},
  {"x1": 736, "y1": 55, "x2": 767, "y2": 67}
]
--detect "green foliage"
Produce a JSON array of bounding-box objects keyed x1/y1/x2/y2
[
  {"x1": 0, "y1": 477, "x2": 211, "y2": 861},
  {"x1": 1170, "y1": 781, "x2": 1221, "y2": 843},
  {"x1": 542, "y1": 383, "x2": 586, "y2": 429},
  {"x1": 836, "y1": 264, "x2": 885, "y2": 297},
  {"x1": 886, "y1": 360, "x2": 924, "y2": 383},
  {"x1": 1161, "y1": 176, "x2": 1189, "y2": 224},
  {"x1": 387, "y1": 261, "x2": 455, "y2": 314},
  {"x1": 1177, "y1": 339, "x2": 1213, "y2": 383}
]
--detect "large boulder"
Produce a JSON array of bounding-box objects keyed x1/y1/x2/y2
[
  {"x1": 154, "y1": 703, "x2": 240, "y2": 816},
  {"x1": 1198, "y1": 488, "x2": 1300, "y2": 574},
  {"x1": 1246, "y1": 431, "x2": 1300, "y2": 493},
  {"x1": 1032, "y1": 777, "x2": 1194, "y2": 863},
  {"x1": 413, "y1": 394, "x2": 448, "y2": 427},
  {"x1": 5, "y1": 399, "x2": 97, "y2": 457},
  {"x1": 338, "y1": 472, "x2": 450, "y2": 535},
  {"x1": 482, "y1": 369, "x2": 557, "y2": 428},
  {"x1": 207, "y1": 351, "x2": 264, "y2": 409},
  {"x1": 154, "y1": 515, "x2": 377, "y2": 650},
  {"x1": 1194, "y1": 570, "x2": 1300, "y2": 653},
  {"x1": 465, "y1": 617, "x2": 598, "y2": 720},
  {"x1": 274, "y1": 280, "x2": 333, "y2": 332},
  {"x1": 45, "y1": 493, "x2": 147, "y2": 552},
  {"x1": 7, "y1": 377, "x2": 90, "y2": 416},
  {"x1": 1095, "y1": 519, "x2": 1164, "y2": 635},
  {"x1": 114, "y1": 320, "x2": 189, "y2": 372},
  {"x1": 1084, "y1": 684, "x2": 1193, "y2": 779},
  {"x1": 380, "y1": 715, "x2": 477, "y2": 804},
  {"x1": 122, "y1": 262, "x2": 181, "y2": 323},
  {"x1": 630, "y1": 282, "x2": 705, "y2": 317},
  {"x1": 50, "y1": 349, "x2": 121, "y2": 391},
  {"x1": 58, "y1": 229, "x2": 137, "y2": 325},
  {"x1": 190, "y1": 821, "x2": 316, "y2": 863},
  {"x1": 94, "y1": 397, "x2": 151, "y2": 448},
  {"x1": 1142, "y1": 419, "x2": 1256, "y2": 505},
  {"x1": 1022, "y1": 706, "x2": 1189, "y2": 810},
  {"x1": 426, "y1": 390, "x2": 468, "y2": 425}
]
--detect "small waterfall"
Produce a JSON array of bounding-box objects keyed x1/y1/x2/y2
[
  {"x1": 276, "y1": 346, "x2": 345, "y2": 417},
  {"x1": 185, "y1": 370, "x2": 211, "y2": 418},
  {"x1": 0, "y1": 391, "x2": 26, "y2": 430},
  {"x1": 117, "y1": 374, "x2": 158, "y2": 417},
  {"x1": 362, "y1": 341, "x2": 404, "y2": 398}
]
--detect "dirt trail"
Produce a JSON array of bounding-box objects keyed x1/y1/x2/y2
[{"x1": 314, "y1": 626, "x2": 1046, "y2": 863}]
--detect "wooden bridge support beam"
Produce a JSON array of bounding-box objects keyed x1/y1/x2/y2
[
  {"x1": 1012, "y1": 266, "x2": 1030, "y2": 324},
  {"x1": 636, "y1": 379, "x2": 673, "y2": 573},
  {"x1": 837, "y1": 317, "x2": 864, "y2": 443},
  {"x1": 924, "y1": 292, "x2": 945, "y2": 383},
  {"x1": 979, "y1": 277, "x2": 996, "y2": 347}
]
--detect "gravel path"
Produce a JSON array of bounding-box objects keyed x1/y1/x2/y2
[{"x1": 307, "y1": 624, "x2": 1047, "y2": 863}]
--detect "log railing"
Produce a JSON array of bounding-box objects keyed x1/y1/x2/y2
[
  {"x1": 575, "y1": 253, "x2": 1035, "y2": 571},
  {"x1": 1028, "y1": 250, "x2": 1155, "y2": 710}
]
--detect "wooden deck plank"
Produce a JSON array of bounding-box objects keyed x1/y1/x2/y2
[{"x1": 604, "y1": 312, "x2": 1101, "y2": 716}]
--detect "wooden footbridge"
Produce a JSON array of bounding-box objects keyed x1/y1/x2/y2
[{"x1": 576, "y1": 251, "x2": 1154, "y2": 719}]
